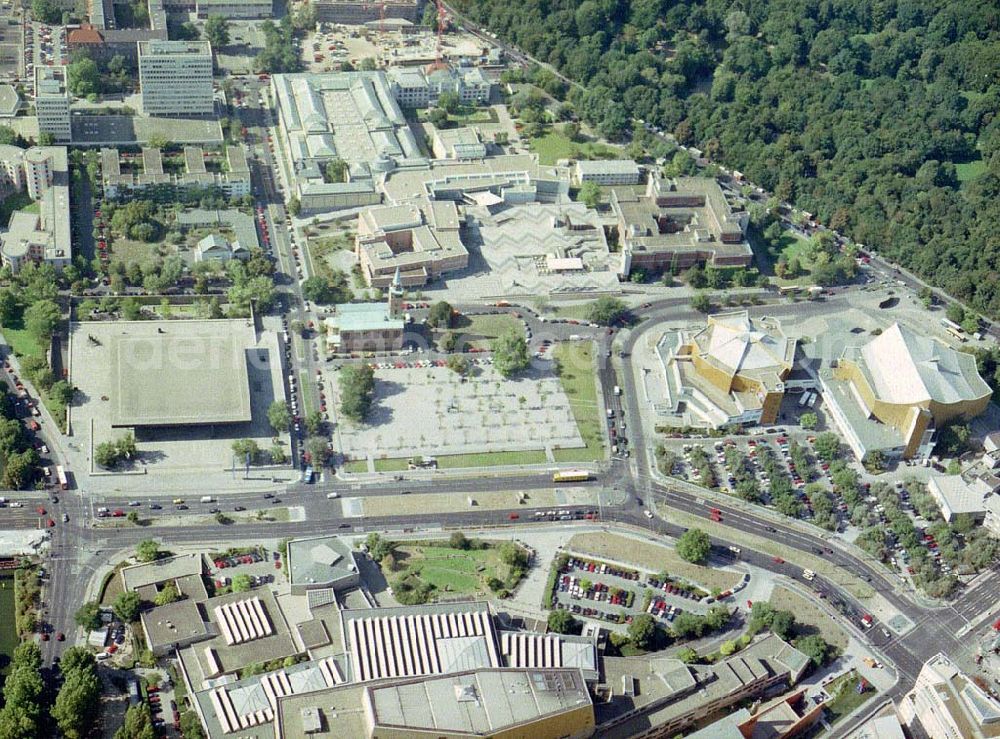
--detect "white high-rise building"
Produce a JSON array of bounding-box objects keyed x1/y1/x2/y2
[
  {"x1": 35, "y1": 66, "x2": 71, "y2": 143},
  {"x1": 138, "y1": 40, "x2": 214, "y2": 117}
]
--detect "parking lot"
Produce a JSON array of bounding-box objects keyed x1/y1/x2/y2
[
  {"x1": 207, "y1": 545, "x2": 284, "y2": 592},
  {"x1": 550, "y1": 554, "x2": 712, "y2": 629},
  {"x1": 24, "y1": 22, "x2": 66, "y2": 92}
]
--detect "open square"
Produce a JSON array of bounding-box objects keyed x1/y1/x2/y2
[{"x1": 332, "y1": 363, "x2": 585, "y2": 464}]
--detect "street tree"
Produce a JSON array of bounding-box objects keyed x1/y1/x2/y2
[
  {"x1": 305, "y1": 410, "x2": 324, "y2": 435},
  {"x1": 799, "y1": 411, "x2": 818, "y2": 430},
  {"x1": 24, "y1": 299, "x2": 61, "y2": 341},
  {"x1": 267, "y1": 401, "x2": 291, "y2": 433},
  {"x1": 115, "y1": 704, "x2": 156, "y2": 739},
  {"x1": 813, "y1": 432, "x2": 841, "y2": 462},
  {"x1": 204, "y1": 15, "x2": 230, "y2": 48},
  {"x1": 136, "y1": 539, "x2": 160, "y2": 563},
  {"x1": 690, "y1": 293, "x2": 712, "y2": 313},
  {"x1": 113, "y1": 591, "x2": 142, "y2": 622},
  {"x1": 586, "y1": 296, "x2": 627, "y2": 326},
  {"x1": 231, "y1": 574, "x2": 253, "y2": 592},
  {"x1": 491, "y1": 329, "x2": 530, "y2": 378},
  {"x1": 794, "y1": 634, "x2": 830, "y2": 667},
  {"x1": 547, "y1": 609, "x2": 579, "y2": 634},
  {"x1": 427, "y1": 300, "x2": 454, "y2": 328},
  {"x1": 74, "y1": 601, "x2": 102, "y2": 631},
  {"x1": 676, "y1": 528, "x2": 711, "y2": 563}
]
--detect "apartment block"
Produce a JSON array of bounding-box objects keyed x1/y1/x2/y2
[{"x1": 139, "y1": 40, "x2": 214, "y2": 117}]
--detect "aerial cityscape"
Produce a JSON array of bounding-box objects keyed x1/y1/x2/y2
[{"x1": 0, "y1": 0, "x2": 997, "y2": 737}]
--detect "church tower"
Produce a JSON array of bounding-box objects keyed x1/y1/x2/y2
[{"x1": 388, "y1": 267, "x2": 404, "y2": 318}]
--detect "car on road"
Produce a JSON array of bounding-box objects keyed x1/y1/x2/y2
[
  {"x1": 176, "y1": 504, "x2": 188, "y2": 510},
  {"x1": 234, "y1": 506, "x2": 245, "y2": 511},
  {"x1": 56, "y1": 632, "x2": 64, "y2": 641},
  {"x1": 149, "y1": 503, "x2": 161, "y2": 510},
  {"x1": 644, "y1": 510, "x2": 653, "y2": 519},
  {"x1": 62, "y1": 513, "x2": 68, "y2": 522},
  {"x1": 128, "y1": 500, "x2": 140, "y2": 506},
  {"x1": 172, "y1": 498, "x2": 184, "y2": 504}
]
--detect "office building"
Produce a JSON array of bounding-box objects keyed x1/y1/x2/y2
[
  {"x1": 611, "y1": 173, "x2": 752, "y2": 278},
  {"x1": 310, "y1": 0, "x2": 421, "y2": 24},
  {"x1": 575, "y1": 159, "x2": 641, "y2": 186},
  {"x1": 599, "y1": 634, "x2": 810, "y2": 738},
  {"x1": 139, "y1": 40, "x2": 214, "y2": 117},
  {"x1": 354, "y1": 201, "x2": 468, "y2": 288},
  {"x1": 820, "y1": 323, "x2": 991, "y2": 461},
  {"x1": 195, "y1": 0, "x2": 272, "y2": 18},
  {"x1": 35, "y1": 66, "x2": 71, "y2": 143}
]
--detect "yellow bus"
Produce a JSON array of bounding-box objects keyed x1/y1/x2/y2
[{"x1": 552, "y1": 469, "x2": 592, "y2": 483}]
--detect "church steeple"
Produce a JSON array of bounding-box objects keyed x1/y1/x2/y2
[{"x1": 388, "y1": 267, "x2": 404, "y2": 318}]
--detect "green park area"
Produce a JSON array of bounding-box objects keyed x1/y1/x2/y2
[
  {"x1": 527, "y1": 128, "x2": 622, "y2": 166},
  {"x1": 823, "y1": 670, "x2": 877, "y2": 725},
  {"x1": 768, "y1": 586, "x2": 849, "y2": 651},
  {"x1": 444, "y1": 313, "x2": 522, "y2": 350},
  {"x1": 381, "y1": 536, "x2": 530, "y2": 604},
  {"x1": 552, "y1": 342, "x2": 604, "y2": 462}
]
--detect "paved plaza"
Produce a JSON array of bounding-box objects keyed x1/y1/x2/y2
[{"x1": 332, "y1": 363, "x2": 585, "y2": 463}]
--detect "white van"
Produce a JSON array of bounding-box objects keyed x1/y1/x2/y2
[
  {"x1": 326, "y1": 492, "x2": 340, "y2": 499},
  {"x1": 200, "y1": 495, "x2": 214, "y2": 503}
]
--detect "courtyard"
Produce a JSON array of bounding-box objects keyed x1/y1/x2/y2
[{"x1": 332, "y1": 362, "x2": 586, "y2": 466}]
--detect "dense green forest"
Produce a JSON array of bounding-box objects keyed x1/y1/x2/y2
[{"x1": 454, "y1": 0, "x2": 1000, "y2": 317}]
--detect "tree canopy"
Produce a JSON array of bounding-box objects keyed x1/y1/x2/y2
[
  {"x1": 675, "y1": 528, "x2": 711, "y2": 563},
  {"x1": 339, "y1": 364, "x2": 376, "y2": 422},
  {"x1": 453, "y1": 0, "x2": 1000, "y2": 319},
  {"x1": 491, "y1": 329, "x2": 530, "y2": 378}
]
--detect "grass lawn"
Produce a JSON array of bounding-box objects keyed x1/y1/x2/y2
[
  {"x1": 769, "y1": 585, "x2": 849, "y2": 651},
  {"x1": 343, "y1": 460, "x2": 369, "y2": 473},
  {"x1": 545, "y1": 304, "x2": 592, "y2": 320},
  {"x1": 528, "y1": 129, "x2": 622, "y2": 166},
  {"x1": 435, "y1": 450, "x2": 547, "y2": 468},
  {"x1": 373, "y1": 457, "x2": 409, "y2": 472},
  {"x1": 3, "y1": 327, "x2": 44, "y2": 360},
  {"x1": 111, "y1": 237, "x2": 171, "y2": 270},
  {"x1": 448, "y1": 313, "x2": 523, "y2": 349},
  {"x1": 567, "y1": 532, "x2": 743, "y2": 592},
  {"x1": 956, "y1": 158, "x2": 986, "y2": 183},
  {"x1": 553, "y1": 342, "x2": 604, "y2": 461},
  {"x1": 393, "y1": 542, "x2": 514, "y2": 600},
  {"x1": 823, "y1": 670, "x2": 877, "y2": 724}
]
